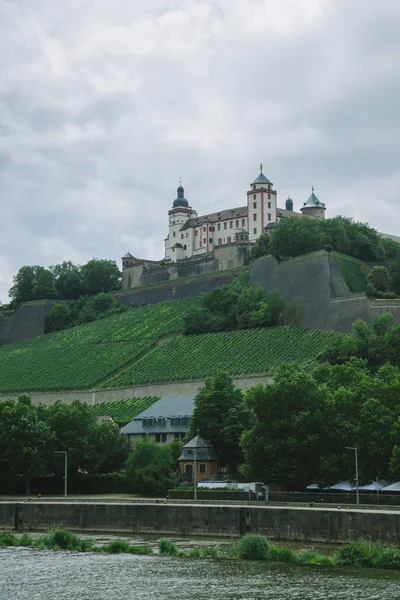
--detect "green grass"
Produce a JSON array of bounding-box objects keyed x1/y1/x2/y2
[
  {"x1": 0, "y1": 295, "x2": 339, "y2": 394},
  {"x1": 0, "y1": 298, "x2": 200, "y2": 393},
  {"x1": 92, "y1": 397, "x2": 159, "y2": 426},
  {"x1": 102, "y1": 326, "x2": 339, "y2": 388},
  {"x1": 333, "y1": 252, "x2": 368, "y2": 293}
]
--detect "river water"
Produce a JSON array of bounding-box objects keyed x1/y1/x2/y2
[{"x1": 1, "y1": 546, "x2": 400, "y2": 600}]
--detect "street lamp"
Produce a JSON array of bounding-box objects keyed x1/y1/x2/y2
[
  {"x1": 345, "y1": 446, "x2": 359, "y2": 505},
  {"x1": 54, "y1": 451, "x2": 68, "y2": 498}
]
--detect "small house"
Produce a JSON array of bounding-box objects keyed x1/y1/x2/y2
[{"x1": 178, "y1": 434, "x2": 219, "y2": 482}]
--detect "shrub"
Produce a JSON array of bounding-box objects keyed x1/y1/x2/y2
[
  {"x1": 268, "y1": 544, "x2": 296, "y2": 563},
  {"x1": 201, "y1": 546, "x2": 218, "y2": 558},
  {"x1": 0, "y1": 532, "x2": 17, "y2": 547},
  {"x1": 236, "y1": 535, "x2": 270, "y2": 560},
  {"x1": 367, "y1": 266, "x2": 390, "y2": 292},
  {"x1": 17, "y1": 533, "x2": 34, "y2": 547},
  {"x1": 188, "y1": 548, "x2": 202, "y2": 558},
  {"x1": 158, "y1": 538, "x2": 179, "y2": 556},
  {"x1": 101, "y1": 540, "x2": 132, "y2": 554},
  {"x1": 372, "y1": 545, "x2": 400, "y2": 570},
  {"x1": 37, "y1": 529, "x2": 93, "y2": 552},
  {"x1": 297, "y1": 551, "x2": 332, "y2": 565},
  {"x1": 334, "y1": 539, "x2": 375, "y2": 568}
]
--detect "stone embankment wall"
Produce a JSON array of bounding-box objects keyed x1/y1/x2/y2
[
  {"x1": 0, "y1": 376, "x2": 273, "y2": 406},
  {"x1": 1, "y1": 501, "x2": 400, "y2": 544},
  {"x1": 0, "y1": 300, "x2": 59, "y2": 346}
]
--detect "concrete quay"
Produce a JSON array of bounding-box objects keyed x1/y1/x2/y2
[{"x1": 1, "y1": 501, "x2": 400, "y2": 544}]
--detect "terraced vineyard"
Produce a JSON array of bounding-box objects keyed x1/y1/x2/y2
[
  {"x1": 102, "y1": 327, "x2": 339, "y2": 388},
  {"x1": 0, "y1": 298, "x2": 200, "y2": 393},
  {"x1": 92, "y1": 397, "x2": 159, "y2": 426}
]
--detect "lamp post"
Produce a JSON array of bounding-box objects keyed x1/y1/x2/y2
[
  {"x1": 188, "y1": 448, "x2": 197, "y2": 501},
  {"x1": 54, "y1": 451, "x2": 68, "y2": 498},
  {"x1": 345, "y1": 446, "x2": 359, "y2": 505}
]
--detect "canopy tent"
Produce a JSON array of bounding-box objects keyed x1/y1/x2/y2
[
  {"x1": 381, "y1": 482, "x2": 400, "y2": 492},
  {"x1": 358, "y1": 480, "x2": 389, "y2": 491},
  {"x1": 329, "y1": 481, "x2": 355, "y2": 491}
]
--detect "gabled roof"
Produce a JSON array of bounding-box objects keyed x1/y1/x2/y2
[
  {"x1": 277, "y1": 208, "x2": 302, "y2": 219},
  {"x1": 183, "y1": 434, "x2": 211, "y2": 449},
  {"x1": 180, "y1": 206, "x2": 248, "y2": 230},
  {"x1": 121, "y1": 394, "x2": 195, "y2": 435},
  {"x1": 179, "y1": 434, "x2": 219, "y2": 461},
  {"x1": 122, "y1": 252, "x2": 134, "y2": 259}
]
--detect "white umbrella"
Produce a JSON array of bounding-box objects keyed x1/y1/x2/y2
[
  {"x1": 329, "y1": 481, "x2": 355, "y2": 491},
  {"x1": 381, "y1": 481, "x2": 400, "y2": 492},
  {"x1": 358, "y1": 480, "x2": 389, "y2": 491}
]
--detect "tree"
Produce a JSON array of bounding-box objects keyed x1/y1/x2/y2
[
  {"x1": 33, "y1": 267, "x2": 57, "y2": 300},
  {"x1": 87, "y1": 420, "x2": 129, "y2": 474},
  {"x1": 44, "y1": 303, "x2": 72, "y2": 334},
  {"x1": 9, "y1": 266, "x2": 40, "y2": 305},
  {"x1": 80, "y1": 259, "x2": 121, "y2": 295},
  {"x1": 367, "y1": 266, "x2": 390, "y2": 292},
  {"x1": 125, "y1": 439, "x2": 175, "y2": 496},
  {"x1": 0, "y1": 397, "x2": 55, "y2": 493},
  {"x1": 51, "y1": 261, "x2": 82, "y2": 299},
  {"x1": 251, "y1": 233, "x2": 271, "y2": 260},
  {"x1": 188, "y1": 372, "x2": 251, "y2": 471},
  {"x1": 241, "y1": 364, "x2": 328, "y2": 488}
]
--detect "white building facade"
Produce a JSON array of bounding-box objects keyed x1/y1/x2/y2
[{"x1": 164, "y1": 165, "x2": 314, "y2": 263}]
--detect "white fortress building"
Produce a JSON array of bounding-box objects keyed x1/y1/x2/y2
[{"x1": 163, "y1": 165, "x2": 325, "y2": 263}]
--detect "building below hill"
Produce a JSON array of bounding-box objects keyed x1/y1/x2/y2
[
  {"x1": 121, "y1": 166, "x2": 327, "y2": 289},
  {"x1": 121, "y1": 394, "x2": 195, "y2": 446}
]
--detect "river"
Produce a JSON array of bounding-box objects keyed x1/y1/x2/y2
[{"x1": 1, "y1": 546, "x2": 400, "y2": 600}]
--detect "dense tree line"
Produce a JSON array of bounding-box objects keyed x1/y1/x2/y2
[
  {"x1": 44, "y1": 292, "x2": 127, "y2": 333},
  {"x1": 0, "y1": 397, "x2": 128, "y2": 494},
  {"x1": 9, "y1": 259, "x2": 121, "y2": 307},
  {"x1": 184, "y1": 275, "x2": 285, "y2": 334}
]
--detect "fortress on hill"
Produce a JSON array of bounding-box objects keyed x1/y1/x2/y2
[{"x1": 121, "y1": 165, "x2": 328, "y2": 289}]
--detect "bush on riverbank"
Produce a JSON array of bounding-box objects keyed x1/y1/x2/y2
[
  {"x1": 334, "y1": 538, "x2": 400, "y2": 570},
  {"x1": 236, "y1": 535, "x2": 270, "y2": 560},
  {"x1": 36, "y1": 528, "x2": 93, "y2": 552},
  {"x1": 97, "y1": 540, "x2": 152, "y2": 555}
]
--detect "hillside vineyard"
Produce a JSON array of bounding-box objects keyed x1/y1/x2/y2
[{"x1": 0, "y1": 298, "x2": 338, "y2": 394}]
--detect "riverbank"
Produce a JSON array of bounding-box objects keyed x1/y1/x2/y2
[
  {"x1": 2, "y1": 500, "x2": 400, "y2": 545},
  {"x1": 1, "y1": 530, "x2": 400, "y2": 571}
]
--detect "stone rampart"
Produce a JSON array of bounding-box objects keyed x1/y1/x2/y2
[
  {"x1": 0, "y1": 375, "x2": 273, "y2": 406},
  {"x1": 0, "y1": 300, "x2": 59, "y2": 346},
  {"x1": 2, "y1": 501, "x2": 400, "y2": 544}
]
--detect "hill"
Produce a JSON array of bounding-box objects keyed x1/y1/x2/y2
[{"x1": 0, "y1": 296, "x2": 338, "y2": 395}]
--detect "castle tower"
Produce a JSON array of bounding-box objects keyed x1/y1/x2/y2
[
  {"x1": 165, "y1": 183, "x2": 194, "y2": 262},
  {"x1": 247, "y1": 164, "x2": 277, "y2": 242},
  {"x1": 121, "y1": 252, "x2": 135, "y2": 270},
  {"x1": 285, "y1": 197, "x2": 293, "y2": 212},
  {"x1": 300, "y1": 187, "x2": 326, "y2": 219}
]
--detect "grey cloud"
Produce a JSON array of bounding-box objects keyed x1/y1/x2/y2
[{"x1": 0, "y1": 0, "x2": 400, "y2": 302}]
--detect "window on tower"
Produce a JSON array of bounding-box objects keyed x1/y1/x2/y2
[
  {"x1": 242, "y1": 219, "x2": 245, "y2": 226},
  {"x1": 268, "y1": 194, "x2": 271, "y2": 199},
  {"x1": 236, "y1": 220, "x2": 239, "y2": 227},
  {"x1": 253, "y1": 228, "x2": 257, "y2": 235},
  {"x1": 268, "y1": 202, "x2": 271, "y2": 208},
  {"x1": 224, "y1": 222, "x2": 227, "y2": 230},
  {"x1": 217, "y1": 223, "x2": 221, "y2": 231},
  {"x1": 203, "y1": 238, "x2": 206, "y2": 244},
  {"x1": 230, "y1": 221, "x2": 233, "y2": 229},
  {"x1": 209, "y1": 238, "x2": 212, "y2": 244},
  {"x1": 173, "y1": 232, "x2": 176, "y2": 237},
  {"x1": 253, "y1": 213, "x2": 257, "y2": 221},
  {"x1": 268, "y1": 213, "x2": 271, "y2": 221}
]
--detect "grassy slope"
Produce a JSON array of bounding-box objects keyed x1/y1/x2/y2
[{"x1": 332, "y1": 252, "x2": 368, "y2": 293}]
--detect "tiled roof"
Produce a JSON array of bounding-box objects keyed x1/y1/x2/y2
[
  {"x1": 180, "y1": 206, "x2": 248, "y2": 230},
  {"x1": 121, "y1": 394, "x2": 195, "y2": 435},
  {"x1": 277, "y1": 208, "x2": 302, "y2": 219},
  {"x1": 121, "y1": 252, "x2": 134, "y2": 259},
  {"x1": 252, "y1": 172, "x2": 272, "y2": 185}
]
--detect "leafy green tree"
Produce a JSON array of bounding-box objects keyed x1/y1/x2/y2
[
  {"x1": 270, "y1": 217, "x2": 325, "y2": 259},
  {"x1": 87, "y1": 420, "x2": 129, "y2": 474},
  {"x1": 188, "y1": 372, "x2": 251, "y2": 471},
  {"x1": 124, "y1": 439, "x2": 175, "y2": 496},
  {"x1": 44, "y1": 303, "x2": 72, "y2": 334},
  {"x1": 0, "y1": 397, "x2": 55, "y2": 493},
  {"x1": 251, "y1": 233, "x2": 271, "y2": 260},
  {"x1": 80, "y1": 259, "x2": 121, "y2": 295},
  {"x1": 241, "y1": 364, "x2": 328, "y2": 488},
  {"x1": 33, "y1": 267, "x2": 57, "y2": 300},
  {"x1": 51, "y1": 261, "x2": 82, "y2": 299},
  {"x1": 367, "y1": 266, "x2": 390, "y2": 292},
  {"x1": 9, "y1": 266, "x2": 41, "y2": 305}
]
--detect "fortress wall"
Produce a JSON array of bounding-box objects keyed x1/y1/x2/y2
[
  {"x1": 0, "y1": 375, "x2": 274, "y2": 406},
  {"x1": 0, "y1": 300, "x2": 59, "y2": 346}
]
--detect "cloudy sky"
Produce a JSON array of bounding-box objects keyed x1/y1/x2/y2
[{"x1": 0, "y1": 0, "x2": 399, "y2": 302}]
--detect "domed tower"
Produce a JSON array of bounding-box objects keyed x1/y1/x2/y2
[
  {"x1": 246, "y1": 163, "x2": 277, "y2": 242},
  {"x1": 300, "y1": 187, "x2": 326, "y2": 219},
  {"x1": 285, "y1": 197, "x2": 293, "y2": 212},
  {"x1": 165, "y1": 182, "x2": 195, "y2": 262}
]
